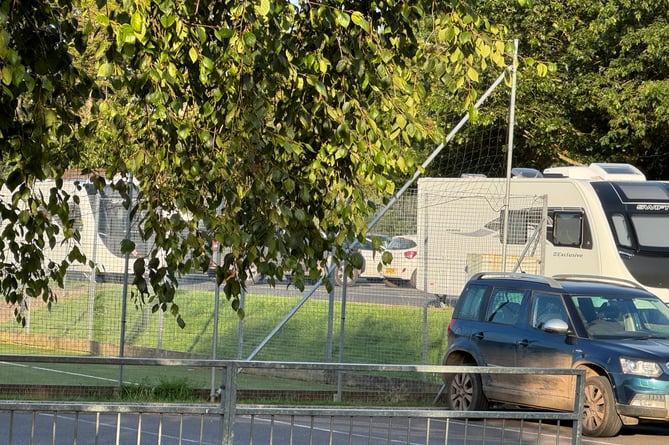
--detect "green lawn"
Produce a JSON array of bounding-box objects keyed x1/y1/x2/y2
[{"x1": 0, "y1": 282, "x2": 452, "y2": 390}]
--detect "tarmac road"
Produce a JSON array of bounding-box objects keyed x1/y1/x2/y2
[{"x1": 4, "y1": 411, "x2": 669, "y2": 444}]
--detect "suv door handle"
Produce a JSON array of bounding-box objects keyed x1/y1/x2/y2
[
  {"x1": 517, "y1": 339, "x2": 529, "y2": 347},
  {"x1": 472, "y1": 332, "x2": 484, "y2": 340}
]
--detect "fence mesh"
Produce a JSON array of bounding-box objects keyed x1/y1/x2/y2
[
  {"x1": 0, "y1": 189, "x2": 458, "y2": 392},
  {"x1": 417, "y1": 179, "x2": 548, "y2": 299}
]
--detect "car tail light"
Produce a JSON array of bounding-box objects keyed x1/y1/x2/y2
[
  {"x1": 447, "y1": 318, "x2": 456, "y2": 335},
  {"x1": 404, "y1": 250, "x2": 418, "y2": 259}
]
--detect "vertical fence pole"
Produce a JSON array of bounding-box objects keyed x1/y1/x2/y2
[
  {"x1": 326, "y1": 256, "x2": 337, "y2": 362},
  {"x1": 422, "y1": 302, "x2": 429, "y2": 366},
  {"x1": 501, "y1": 39, "x2": 519, "y2": 272},
  {"x1": 210, "y1": 243, "x2": 222, "y2": 401},
  {"x1": 118, "y1": 175, "x2": 133, "y2": 388},
  {"x1": 572, "y1": 369, "x2": 585, "y2": 444},
  {"x1": 219, "y1": 361, "x2": 237, "y2": 445},
  {"x1": 336, "y1": 267, "x2": 348, "y2": 401},
  {"x1": 157, "y1": 309, "x2": 164, "y2": 350},
  {"x1": 88, "y1": 193, "x2": 100, "y2": 343},
  {"x1": 237, "y1": 291, "x2": 245, "y2": 359}
]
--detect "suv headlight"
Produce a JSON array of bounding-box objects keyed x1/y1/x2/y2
[{"x1": 620, "y1": 358, "x2": 663, "y2": 378}]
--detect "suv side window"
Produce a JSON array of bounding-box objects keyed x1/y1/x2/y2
[
  {"x1": 456, "y1": 284, "x2": 488, "y2": 320},
  {"x1": 531, "y1": 292, "x2": 569, "y2": 329},
  {"x1": 485, "y1": 288, "x2": 525, "y2": 325}
]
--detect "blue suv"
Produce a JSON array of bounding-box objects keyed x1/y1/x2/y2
[{"x1": 442, "y1": 272, "x2": 669, "y2": 437}]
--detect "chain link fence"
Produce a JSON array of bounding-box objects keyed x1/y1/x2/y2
[{"x1": 1, "y1": 187, "x2": 459, "y2": 394}]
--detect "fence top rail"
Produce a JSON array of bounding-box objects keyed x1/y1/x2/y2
[
  {"x1": 236, "y1": 406, "x2": 581, "y2": 421},
  {"x1": 0, "y1": 400, "x2": 224, "y2": 414},
  {"x1": 0, "y1": 355, "x2": 585, "y2": 376},
  {"x1": 0, "y1": 401, "x2": 580, "y2": 422}
]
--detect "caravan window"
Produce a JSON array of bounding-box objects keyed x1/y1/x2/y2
[
  {"x1": 553, "y1": 212, "x2": 582, "y2": 247},
  {"x1": 48, "y1": 201, "x2": 83, "y2": 233},
  {"x1": 96, "y1": 185, "x2": 152, "y2": 257},
  {"x1": 611, "y1": 214, "x2": 633, "y2": 248},
  {"x1": 631, "y1": 214, "x2": 669, "y2": 248}
]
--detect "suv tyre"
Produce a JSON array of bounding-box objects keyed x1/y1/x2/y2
[
  {"x1": 445, "y1": 372, "x2": 488, "y2": 411},
  {"x1": 582, "y1": 376, "x2": 623, "y2": 437}
]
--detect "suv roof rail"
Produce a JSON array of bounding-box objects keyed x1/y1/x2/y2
[
  {"x1": 469, "y1": 272, "x2": 563, "y2": 289},
  {"x1": 551, "y1": 274, "x2": 645, "y2": 290}
]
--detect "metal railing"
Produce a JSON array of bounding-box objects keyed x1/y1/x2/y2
[{"x1": 0, "y1": 355, "x2": 585, "y2": 444}]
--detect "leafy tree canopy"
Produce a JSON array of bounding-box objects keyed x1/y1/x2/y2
[
  {"x1": 0, "y1": 0, "x2": 509, "y2": 325},
  {"x1": 427, "y1": 0, "x2": 669, "y2": 178}
]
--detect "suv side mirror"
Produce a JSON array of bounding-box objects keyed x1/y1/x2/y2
[{"x1": 542, "y1": 319, "x2": 569, "y2": 334}]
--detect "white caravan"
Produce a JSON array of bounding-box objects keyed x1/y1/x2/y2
[
  {"x1": 1, "y1": 176, "x2": 151, "y2": 282},
  {"x1": 416, "y1": 163, "x2": 669, "y2": 302}
]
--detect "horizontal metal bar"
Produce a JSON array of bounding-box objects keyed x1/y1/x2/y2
[
  {"x1": 235, "y1": 406, "x2": 580, "y2": 421},
  {"x1": 0, "y1": 401, "x2": 224, "y2": 415},
  {"x1": 0, "y1": 401, "x2": 580, "y2": 420},
  {"x1": 0, "y1": 402, "x2": 579, "y2": 421},
  {"x1": 0, "y1": 355, "x2": 585, "y2": 376}
]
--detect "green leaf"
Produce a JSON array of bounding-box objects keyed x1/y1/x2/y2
[
  {"x1": 121, "y1": 239, "x2": 136, "y2": 254},
  {"x1": 351, "y1": 11, "x2": 370, "y2": 33},
  {"x1": 131, "y1": 11, "x2": 143, "y2": 33},
  {"x1": 160, "y1": 14, "x2": 176, "y2": 28},
  {"x1": 255, "y1": 0, "x2": 270, "y2": 17},
  {"x1": 335, "y1": 10, "x2": 350, "y2": 28},
  {"x1": 188, "y1": 47, "x2": 198, "y2": 63},
  {"x1": 468, "y1": 106, "x2": 479, "y2": 121},
  {"x1": 133, "y1": 258, "x2": 146, "y2": 276},
  {"x1": 243, "y1": 32, "x2": 257, "y2": 48},
  {"x1": 2, "y1": 66, "x2": 12, "y2": 85},
  {"x1": 459, "y1": 31, "x2": 473, "y2": 44},
  {"x1": 177, "y1": 125, "x2": 191, "y2": 139},
  {"x1": 201, "y1": 56, "x2": 214, "y2": 72},
  {"x1": 96, "y1": 62, "x2": 113, "y2": 78},
  {"x1": 96, "y1": 14, "x2": 110, "y2": 27},
  {"x1": 466, "y1": 66, "x2": 479, "y2": 82},
  {"x1": 307, "y1": 75, "x2": 327, "y2": 96},
  {"x1": 119, "y1": 24, "x2": 136, "y2": 45}
]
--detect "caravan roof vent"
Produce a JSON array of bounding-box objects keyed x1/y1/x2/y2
[
  {"x1": 543, "y1": 163, "x2": 646, "y2": 181},
  {"x1": 589, "y1": 163, "x2": 646, "y2": 181},
  {"x1": 511, "y1": 167, "x2": 543, "y2": 178}
]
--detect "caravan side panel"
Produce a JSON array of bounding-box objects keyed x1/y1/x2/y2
[{"x1": 417, "y1": 178, "x2": 547, "y2": 297}]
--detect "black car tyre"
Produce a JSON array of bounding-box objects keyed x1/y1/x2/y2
[
  {"x1": 582, "y1": 376, "x2": 623, "y2": 437},
  {"x1": 445, "y1": 372, "x2": 488, "y2": 411},
  {"x1": 409, "y1": 269, "x2": 417, "y2": 288},
  {"x1": 335, "y1": 267, "x2": 359, "y2": 286}
]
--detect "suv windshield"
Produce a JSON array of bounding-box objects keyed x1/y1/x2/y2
[{"x1": 570, "y1": 294, "x2": 669, "y2": 338}]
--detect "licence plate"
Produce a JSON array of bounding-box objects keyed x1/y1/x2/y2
[{"x1": 384, "y1": 268, "x2": 396, "y2": 275}]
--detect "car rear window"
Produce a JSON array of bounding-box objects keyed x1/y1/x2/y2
[
  {"x1": 456, "y1": 284, "x2": 488, "y2": 320},
  {"x1": 387, "y1": 237, "x2": 417, "y2": 250}
]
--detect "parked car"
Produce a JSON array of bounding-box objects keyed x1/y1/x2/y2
[
  {"x1": 334, "y1": 233, "x2": 391, "y2": 286},
  {"x1": 442, "y1": 272, "x2": 669, "y2": 437},
  {"x1": 381, "y1": 234, "x2": 418, "y2": 287}
]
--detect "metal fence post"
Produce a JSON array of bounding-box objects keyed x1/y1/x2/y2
[
  {"x1": 572, "y1": 368, "x2": 585, "y2": 444},
  {"x1": 219, "y1": 361, "x2": 237, "y2": 445}
]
